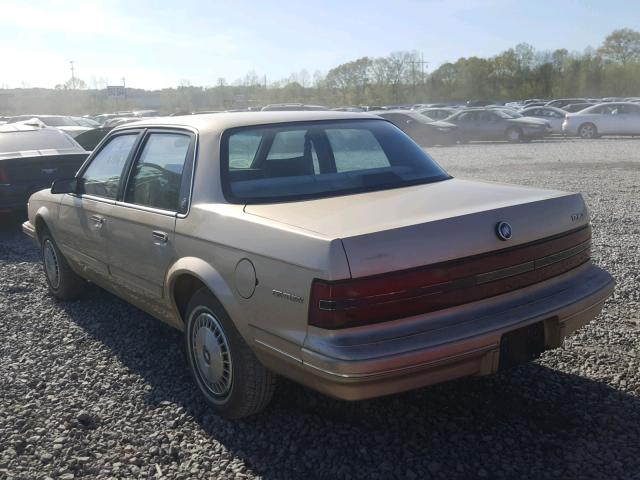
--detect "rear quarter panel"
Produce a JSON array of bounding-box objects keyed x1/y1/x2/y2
[{"x1": 171, "y1": 204, "x2": 350, "y2": 360}]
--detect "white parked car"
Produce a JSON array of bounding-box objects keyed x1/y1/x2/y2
[
  {"x1": 562, "y1": 102, "x2": 640, "y2": 138},
  {"x1": 520, "y1": 106, "x2": 567, "y2": 134}
]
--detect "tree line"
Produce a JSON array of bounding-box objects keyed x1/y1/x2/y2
[{"x1": 2, "y1": 28, "x2": 639, "y2": 115}]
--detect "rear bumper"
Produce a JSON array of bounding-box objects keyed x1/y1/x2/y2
[{"x1": 256, "y1": 263, "x2": 614, "y2": 400}]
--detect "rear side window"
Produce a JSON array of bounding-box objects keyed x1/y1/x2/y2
[
  {"x1": 82, "y1": 134, "x2": 138, "y2": 199},
  {"x1": 125, "y1": 132, "x2": 191, "y2": 212},
  {"x1": 0, "y1": 129, "x2": 80, "y2": 153},
  {"x1": 228, "y1": 131, "x2": 261, "y2": 168},
  {"x1": 222, "y1": 119, "x2": 449, "y2": 203}
]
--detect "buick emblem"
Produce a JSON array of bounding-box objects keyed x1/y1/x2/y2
[{"x1": 496, "y1": 221, "x2": 512, "y2": 241}]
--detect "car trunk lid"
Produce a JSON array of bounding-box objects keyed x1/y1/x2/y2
[{"x1": 244, "y1": 178, "x2": 589, "y2": 278}]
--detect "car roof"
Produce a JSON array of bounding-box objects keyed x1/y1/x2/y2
[{"x1": 112, "y1": 111, "x2": 380, "y2": 135}]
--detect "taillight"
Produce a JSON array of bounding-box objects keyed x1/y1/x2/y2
[
  {"x1": 0, "y1": 167, "x2": 9, "y2": 184},
  {"x1": 309, "y1": 226, "x2": 592, "y2": 329},
  {"x1": 308, "y1": 271, "x2": 460, "y2": 330}
]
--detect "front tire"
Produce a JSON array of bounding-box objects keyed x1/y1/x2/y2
[
  {"x1": 41, "y1": 230, "x2": 86, "y2": 300},
  {"x1": 184, "y1": 288, "x2": 276, "y2": 419},
  {"x1": 578, "y1": 122, "x2": 598, "y2": 139}
]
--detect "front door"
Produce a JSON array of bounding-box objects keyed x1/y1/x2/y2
[
  {"x1": 107, "y1": 130, "x2": 195, "y2": 313},
  {"x1": 57, "y1": 132, "x2": 141, "y2": 282}
]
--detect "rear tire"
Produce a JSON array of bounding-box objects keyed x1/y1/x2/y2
[
  {"x1": 184, "y1": 288, "x2": 276, "y2": 419},
  {"x1": 40, "y1": 230, "x2": 86, "y2": 300},
  {"x1": 578, "y1": 122, "x2": 598, "y2": 139},
  {"x1": 505, "y1": 127, "x2": 523, "y2": 143}
]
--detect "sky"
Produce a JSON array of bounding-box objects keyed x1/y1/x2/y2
[{"x1": 0, "y1": 0, "x2": 638, "y2": 90}]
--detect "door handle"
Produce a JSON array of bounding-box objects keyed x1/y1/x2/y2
[
  {"x1": 152, "y1": 230, "x2": 169, "y2": 245},
  {"x1": 89, "y1": 215, "x2": 104, "y2": 228}
]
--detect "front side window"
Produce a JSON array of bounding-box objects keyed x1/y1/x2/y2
[
  {"x1": 82, "y1": 134, "x2": 138, "y2": 198},
  {"x1": 125, "y1": 132, "x2": 191, "y2": 211},
  {"x1": 222, "y1": 119, "x2": 450, "y2": 203}
]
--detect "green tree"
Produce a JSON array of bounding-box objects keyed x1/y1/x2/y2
[{"x1": 598, "y1": 28, "x2": 640, "y2": 64}]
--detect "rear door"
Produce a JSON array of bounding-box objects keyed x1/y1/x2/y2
[
  {"x1": 455, "y1": 111, "x2": 479, "y2": 140},
  {"x1": 107, "y1": 129, "x2": 196, "y2": 309},
  {"x1": 618, "y1": 104, "x2": 640, "y2": 134},
  {"x1": 57, "y1": 131, "x2": 142, "y2": 282},
  {"x1": 483, "y1": 111, "x2": 506, "y2": 140}
]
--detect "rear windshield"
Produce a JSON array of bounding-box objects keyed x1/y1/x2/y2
[
  {"x1": 221, "y1": 119, "x2": 450, "y2": 203},
  {"x1": 0, "y1": 129, "x2": 80, "y2": 154}
]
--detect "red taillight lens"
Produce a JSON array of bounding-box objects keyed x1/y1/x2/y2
[
  {"x1": 308, "y1": 272, "x2": 466, "y2": 329},
  {"x1": 0, "y1": 167, "x2": 9, "y2": 183},
  {"x1": 308, "y1": 226, "x2": 592, "y2": 330}
]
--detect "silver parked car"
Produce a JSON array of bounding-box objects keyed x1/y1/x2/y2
[
  {"x1": 23, "y1": 112, "x2": 614, "y2": 418},
  {"x1": 520, "y1": 106, "x2": 567, "y2": 134},
  {"x1": 562, "y1": 102, "x2": 640, "y2": 138},
  {"x1": 445, "y1": 108, "x2": 551, "y2": 142}
]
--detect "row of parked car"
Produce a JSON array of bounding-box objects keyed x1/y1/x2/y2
[
  {"x1": 388, "y1": 100, "x2": 640, "y2": 145},
  {"x1": 1, "y1": 96, "x2": 639, "y2": 213}
]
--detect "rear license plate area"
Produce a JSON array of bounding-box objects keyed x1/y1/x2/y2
[{"x1": 499, "y1": 321, "x2": 545, "y2": 371}]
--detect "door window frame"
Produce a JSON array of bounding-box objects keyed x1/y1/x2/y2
[
  {"x1": 73, "y1": 126, "x2": 198, "y2": 217},
  {"x1": 119, "y1": 128, "x2": 197, "y2": 217},
  {"x1": 73, "y1": 129, "x2": 145, "y2": 204}
]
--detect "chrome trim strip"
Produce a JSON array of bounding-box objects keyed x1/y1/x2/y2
[
  {"x1": 113, "y1": 201, "x2": 177, "y2": 217},
  {"x1": 21, "y1": 221, "x2": 36, "y2": 239},
  {"x1": 302, "y1": 344, "x2": 498, "y2": 379},
  {"x1": 476, "y1": 261, "x2": 534, "y2": 285},
  {"x1": 254, "y1": 339, "x2": 303, "y2": 364},
  {"x1": 74, "y1": 194, "x2": 116, "y2": 205},
  {"x1": 535, "y1": 240, "x2": 590, "y2": 269}
]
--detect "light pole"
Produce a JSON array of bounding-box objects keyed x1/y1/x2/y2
[{"x1": 70, "y1": 60, "x2": 76, "y2": 89}]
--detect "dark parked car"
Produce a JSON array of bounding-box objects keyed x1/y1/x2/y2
[
  {"x1": 373, "y1": 110, "x2": 458, "y2": 146},
  {"x1": 416, "y1": 107, "x2": 457, "y2": 120},
  {"x1": 0, "y1": 124, "x2": 88, "y2": 213},
  {"x1": 445, "y1": 109, "x2": 551, "y2": 142},
  {"x1": 545, "y1": 98, "x2": 588, "y2": 109},
  {"x1": 73, "y1": 127, "x2": 112, "y2": 151},
  {"x1": 562, "y1": 103, "x2": 595, "y2": 113}
]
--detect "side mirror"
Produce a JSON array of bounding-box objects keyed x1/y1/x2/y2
[{"x1": 51, "y1": 177, "x2": 80, "y2": 195}]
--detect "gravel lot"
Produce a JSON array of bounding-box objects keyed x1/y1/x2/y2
[{"x1": 1, "y1": 137, "x2": 639, "y2": 480}]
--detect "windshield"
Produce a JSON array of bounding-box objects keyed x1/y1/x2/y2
[
  {"x1": 222, "y1": 119, "x2": 450, "y2": 203},
  {"x1": 501, "y1": 110, "x2": 522, "y2": 118}
]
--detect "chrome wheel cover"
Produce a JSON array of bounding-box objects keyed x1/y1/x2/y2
[
  {"x1": 580, "y1": 124, "x2": 595, "y2": 138},
  {"x1": 190, "y1": 309, "x2": 232, "y2": 399},
  {"x1": 43, "y1": 239, "x2": 60, "y2": 289}
]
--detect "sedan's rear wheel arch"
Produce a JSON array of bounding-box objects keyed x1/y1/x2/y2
[
  {"x1": 505, "y1": 126, "x2": 523, "y2": 142},
  {"x1": 173, "y1": 273, "x2": 209, "y2": 325},
  {"x1": 166, "y1": 258, "x2": 238, "y2": 329},
  {"x1": 35, "y1": 215, "x2": 49, "y2": 245}
]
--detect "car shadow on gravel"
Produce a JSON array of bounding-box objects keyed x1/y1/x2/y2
[{"x1": 56, "y1": 287, "x2": 640, "y2": 479}]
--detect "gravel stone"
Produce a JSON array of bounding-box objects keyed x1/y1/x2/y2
[{"x1": 0, "y1": 137, "x2": 638, "y2": 479}]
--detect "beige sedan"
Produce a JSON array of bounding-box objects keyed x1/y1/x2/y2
[{"x1": 23, "y1": 112, "x2": 614, "y2": 418}]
